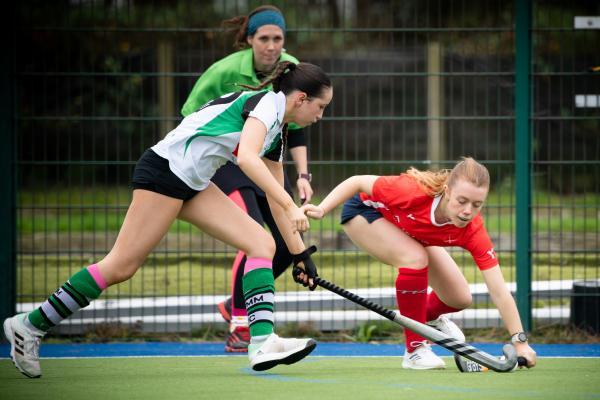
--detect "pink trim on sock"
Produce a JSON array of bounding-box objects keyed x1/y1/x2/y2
[
  {"x1": 244, "y1": 257, "x2": 272, "y2": 274},
  {"x1": 87, "y1": 264, "x2": 108, "y2": 290}
]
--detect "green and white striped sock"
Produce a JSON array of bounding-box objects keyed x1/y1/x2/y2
[
  {"x1": 243, "y1": 265, "x2": 275, "y2": 338},
  {"x1": 27, "y1": 265, "x2": 106, "y2": 332}
]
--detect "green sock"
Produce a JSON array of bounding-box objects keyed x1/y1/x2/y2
[
  {"x1": 28, "y1": 267, "x2": 103, "y2": 331},
  {"x1": 243, "y1": 268, "x2": 275, "y2": 337}
]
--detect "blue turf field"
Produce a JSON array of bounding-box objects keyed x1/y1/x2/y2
[{"x1": 1, "y1": 342, "x2": 598, "y2": 358}]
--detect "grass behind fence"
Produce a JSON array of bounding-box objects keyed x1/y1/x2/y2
[
  {"x1": 17, "y1": 187, "x2": 600, "y2": 234},
  {"x1": 17, "y1": 252, "x2": 596, "y2": 303}
]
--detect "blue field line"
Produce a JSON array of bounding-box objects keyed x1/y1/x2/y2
[{"x1": 1, "y1": 342, "x2": 599, "y2": 359}]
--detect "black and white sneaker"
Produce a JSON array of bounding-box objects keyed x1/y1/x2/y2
[
  {"x1": 3, "y1": 313, "x2": 44, "y2": 378},
  {"x1": 248, "y1": 333, "x2": 317, "y2": 371}
]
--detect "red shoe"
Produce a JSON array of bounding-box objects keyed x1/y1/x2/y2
[
  {"x1": 225, "y1": 326, "x2": 250, "y2": 353},
  {"x1": 217, "y1": 297, "x2": 232, "y2": 323}
]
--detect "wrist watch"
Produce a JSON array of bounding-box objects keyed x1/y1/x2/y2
[
  {"x1": 298, "y1": 173, "x2": 312, "y2": 182},
  {"x1": 511, "y1": 332, "x2": 528, "y2": 344}
]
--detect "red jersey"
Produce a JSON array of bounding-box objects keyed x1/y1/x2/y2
[{"x1": 360, "y1": 174, "x2": 498, "y2": 270}]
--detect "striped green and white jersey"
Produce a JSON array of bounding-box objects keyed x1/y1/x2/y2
[{"x1": 152, "y1": 90, "x2": 286, "y2": 191}]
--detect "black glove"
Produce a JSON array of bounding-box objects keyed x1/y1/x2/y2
[{"x1": 292, "y1": 245, "x2": 318, "y2": 291}]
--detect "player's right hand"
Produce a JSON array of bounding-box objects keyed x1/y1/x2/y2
[
  {"x1": 286, "y1": 205, "x2": 310, "y2": 233},
  {"x1": 515, "y1": 342, "x2": 537, "y2": 368},
  {"x1": 301, "y1": 204, "x2": 325, "y2": 219}
]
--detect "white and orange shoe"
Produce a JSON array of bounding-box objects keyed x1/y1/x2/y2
[{"x1": 225, "y1": 325, "x2": 250, "y2": 353}]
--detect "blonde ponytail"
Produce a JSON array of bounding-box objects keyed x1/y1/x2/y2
[
  {"x1": 405, "y1": 157, "x2": 489, "y2": 196},
  {"x1": 405, "y1": 168, "x2": 451, "y2": 196}
]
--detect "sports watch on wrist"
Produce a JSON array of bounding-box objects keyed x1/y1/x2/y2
[
  {"x1": 510, "y1": 332, "x2": 528, "y2": 344},
  {"x1": 298, "y1": 173, "x2": 312, "y2": 182}
]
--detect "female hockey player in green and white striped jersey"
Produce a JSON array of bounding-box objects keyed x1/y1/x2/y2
[{"x1": 3, "y1": 61, "x2": 332, "y2": 377}]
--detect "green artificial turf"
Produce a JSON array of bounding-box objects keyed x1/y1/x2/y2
[{"x1": 1, "y1": 357, "x2": 599, "y2": 400}]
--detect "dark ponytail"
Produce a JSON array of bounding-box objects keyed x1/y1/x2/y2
[{"x1": 239, "y1": 61, "x2": 331, "y2": 98}]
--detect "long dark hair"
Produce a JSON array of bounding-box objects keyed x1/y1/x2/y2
[
  {"x1": 222, "y1": 5, "x2": 284, "y2": 50},
  {"x1": 239, "y1": 61, "x2": 331, "y2": 98}
]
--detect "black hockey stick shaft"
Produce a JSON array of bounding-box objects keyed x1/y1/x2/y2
[{"x1": 314, "y1": 276, "x2": 519, "y2": 372}]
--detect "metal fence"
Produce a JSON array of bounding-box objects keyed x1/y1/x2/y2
[{"x1": 5, "y1": 0, "x2": 599, "y2": 338}]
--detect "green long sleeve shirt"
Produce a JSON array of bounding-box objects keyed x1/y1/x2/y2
[{"x1": 181, "y1": 48, "x2": 300, "y2": 117}]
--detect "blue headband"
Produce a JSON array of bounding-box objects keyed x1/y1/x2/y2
[{"x1": 247, "y1": 10, "x2": 286, "y2": 36}]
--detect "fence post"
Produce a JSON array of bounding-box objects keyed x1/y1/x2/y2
[
  {"x1": 158, "y1": 39, "x2": 176, "y2": 136},
  {"x1": 515, "y1": 0, "x2": 532, "y2": 331},
  {"x1": 427, "y1": 41, "x2": 445, "y2": 170},
  {"x1": 0, "y1": 21, "x2": 16, "y2": 325}
]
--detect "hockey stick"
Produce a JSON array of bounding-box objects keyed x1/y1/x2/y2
[{"x1": 314, "y1": 276, "x2": 523, "y2": 372}]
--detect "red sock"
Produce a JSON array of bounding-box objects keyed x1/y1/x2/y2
[
  {"x1": 395, "y1": 267, "x2": 428, "y2": 352},
  {"x1": 426, "y1": 291, "x2": 462, "y2": 322}
]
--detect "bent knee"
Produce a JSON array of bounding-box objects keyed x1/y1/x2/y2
[
  {"x1": 450, "y1": 293, "x2": 472, "y2": 310},
  {"x1": 243, "y1": 232, "x2": 276, "y2": 259},
  {"x1": 391, "y1": 249, "x2": 429, "y2": 269}
]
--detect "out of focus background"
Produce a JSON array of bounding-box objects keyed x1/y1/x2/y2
[{"x1": 2, "y1": 0, "x2": 599, "y2": 342}]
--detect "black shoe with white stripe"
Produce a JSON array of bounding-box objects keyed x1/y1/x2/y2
[{"x1": 3, "y1": 313, "x2": 43, "y2": 378}]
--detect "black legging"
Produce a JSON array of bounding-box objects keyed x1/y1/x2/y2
[{"x1": 229, "y1": 187, "x2": 295, "y2": 310}]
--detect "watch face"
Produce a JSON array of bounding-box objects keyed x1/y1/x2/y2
[{"x1": 518, "y1": 333, "x2": 528, "y2": 342}]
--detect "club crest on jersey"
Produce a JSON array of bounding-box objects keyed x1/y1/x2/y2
[{"x1": 444, "y1": 236, "x2": 457, "y2": 244}]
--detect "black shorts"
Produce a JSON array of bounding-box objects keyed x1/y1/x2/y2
[
  {"x1": 131, "y1": 149, "x2": 199, "y2": 201},
  {"x1": 340, "y1": 194, "x2": 383, "y2": 225}
]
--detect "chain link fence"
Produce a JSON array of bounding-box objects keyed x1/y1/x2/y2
[{"x1": 9, "y1": 0, "x2": 599, "y2": 338}]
